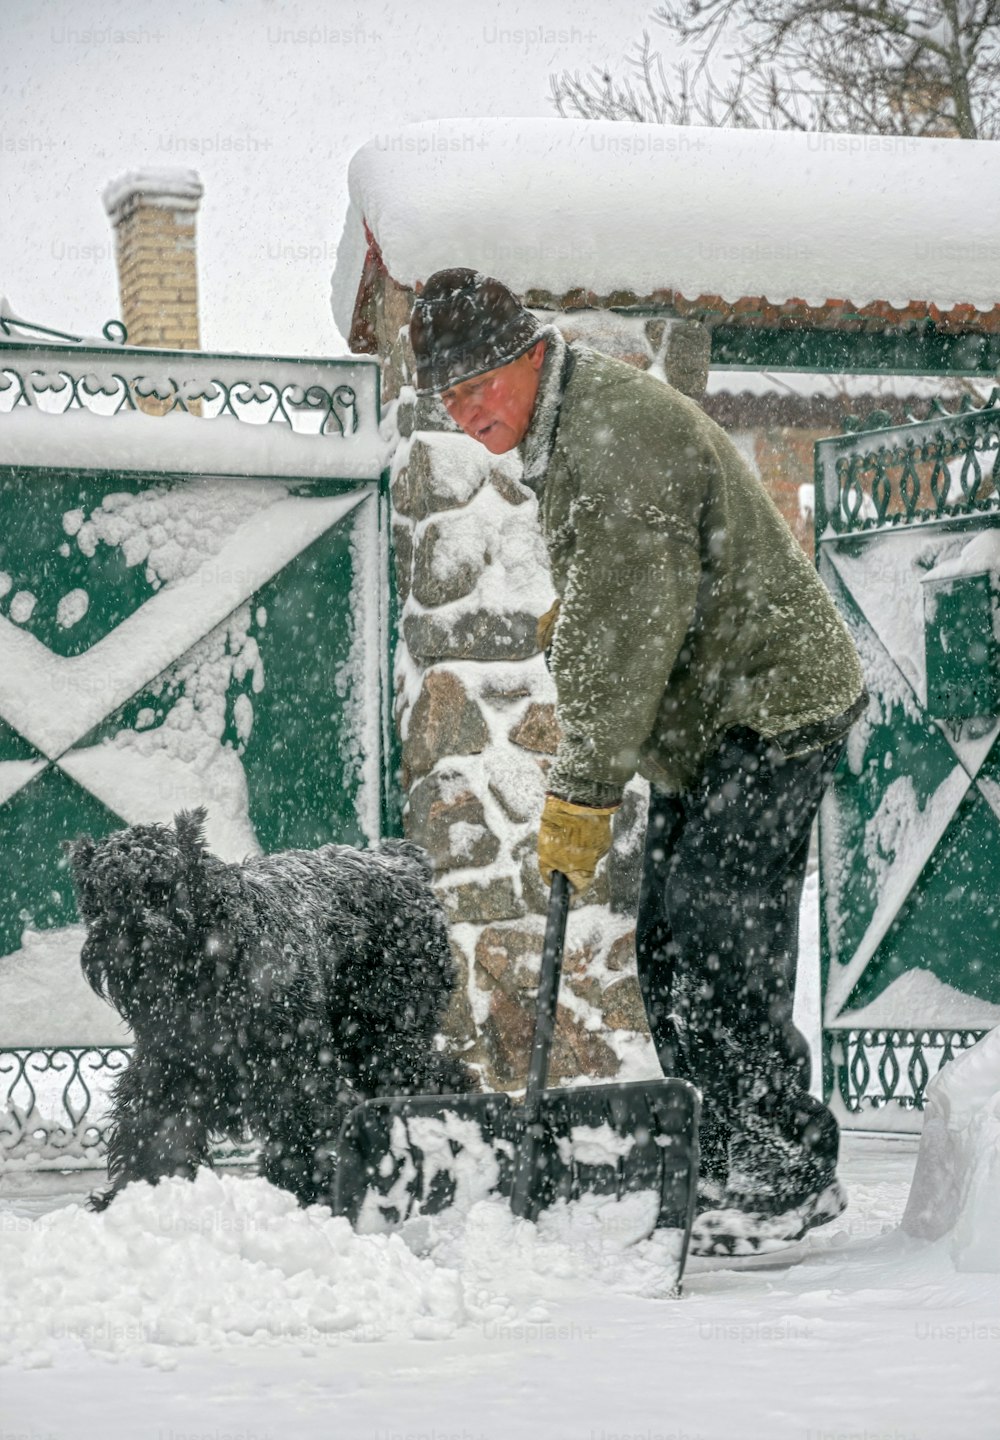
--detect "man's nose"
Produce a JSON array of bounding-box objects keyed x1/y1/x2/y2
[{"x1": 455, "y1": 398, "x2": 481, "y2": 432}]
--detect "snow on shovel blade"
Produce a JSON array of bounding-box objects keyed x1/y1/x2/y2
[
  {"x1": 521, "y1": 1077, "x2": 700, "y2": 1236},
  {"x1": 331, "y1": 1080, "x2": 698, "y2": 1254},
  {"x1": 330, "y1": 1093, "x2": 518, "y2": 1228}
]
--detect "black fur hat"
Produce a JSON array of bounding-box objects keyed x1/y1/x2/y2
[{"x1": 409, "y1": 268, "x2": 540, "y2": 396}]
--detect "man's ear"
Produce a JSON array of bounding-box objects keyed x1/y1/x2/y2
[{"x1": 527, "y1": 339, "x2": 546, "y2": 371}]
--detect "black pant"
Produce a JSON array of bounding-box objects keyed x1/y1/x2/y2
[{"x1": 636, "y1": 727, "x2": 843, "y2": 1209}]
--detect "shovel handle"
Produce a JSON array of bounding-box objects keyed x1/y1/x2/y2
[
  {"x1": 510, "y1": 870, "x2": 570, "y2": 1220},
  {"x1": 523, "y1": 869, "x2": 571, "y2": 1116}
]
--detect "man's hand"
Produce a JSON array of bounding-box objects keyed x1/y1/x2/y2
[{"x1": 538, "y1": 794, "x2": 618, "y2": 894}]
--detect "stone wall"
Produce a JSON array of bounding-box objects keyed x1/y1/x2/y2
[{"x1": 374, "y1": 277, "x2": 708, "y2": 1088}]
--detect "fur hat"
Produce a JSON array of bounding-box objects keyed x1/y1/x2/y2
[{"x1": 409, "y1": 268, "x2": 540, "y2": 396}]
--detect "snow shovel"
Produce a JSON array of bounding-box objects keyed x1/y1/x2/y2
[{"x1": 331, "y1": 872, "x2": 700, "y2": 1282}]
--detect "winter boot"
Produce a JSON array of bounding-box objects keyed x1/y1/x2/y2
[{"x1": 689, "y1": 1176, "x2": 848, "y2": 1256}]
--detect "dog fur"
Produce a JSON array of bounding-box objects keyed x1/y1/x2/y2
[{"x1": 68, "y1": 809, "x2": 470, "y2": 1209}]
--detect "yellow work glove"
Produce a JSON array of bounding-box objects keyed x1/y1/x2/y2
[{"x1": 537, "y1": 794, "x2": 618, "y2": 894}]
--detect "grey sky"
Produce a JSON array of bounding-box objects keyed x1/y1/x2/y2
[{"x1": 2, "y1": 0, "x2": 662, "y2": 355}]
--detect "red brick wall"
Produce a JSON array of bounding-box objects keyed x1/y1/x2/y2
[{"x1": 751, "y1": 427, "x2": 824, "y2": 559}]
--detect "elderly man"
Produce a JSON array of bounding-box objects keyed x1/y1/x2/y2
[{"x1": 409, "y1": 268, "x2": 866, "y2": 1252}]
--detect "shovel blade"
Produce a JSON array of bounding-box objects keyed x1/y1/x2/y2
[
  {"x1": 331, "y1": 1078, "x2": 699, "y2": 1253},
  {"x1": 521, "y1": 1077, "x2": 700, "y2": 1234},
  {"x1": 330, "y1": 1092, "x2": 517, "y2": 1227}
]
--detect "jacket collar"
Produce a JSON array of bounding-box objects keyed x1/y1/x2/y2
[{"x1": 518, "y1": 325, "x2": 572, "y2": 496}]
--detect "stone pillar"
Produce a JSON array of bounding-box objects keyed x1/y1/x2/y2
[
  {"x1": 374, "y1": 276, "x2": 629, "y2": 1088},
  {"x1": 645, "y1": 317, "x2": 711, "y2": 399},
  {"x1": 102, "y1": 169, "x2": 203, "y2": 349}
]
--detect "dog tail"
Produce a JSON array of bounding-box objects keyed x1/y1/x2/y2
[{"x1": 374, "y1": 838, "x2": 435, "y2": 882}]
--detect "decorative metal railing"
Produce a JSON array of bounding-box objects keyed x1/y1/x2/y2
[
  {"x1": 831, "y1": 1028, "x2": 989, "y2": 1118},
  {"x1": 816, "y1": 390, "x2": 1000, "y2": 537},
  {"x1": 0, "y1": 1045, "x2": 126, "y2": 1167},
  {"x1": 0, "y1": 351, "x2": 360, "y2": 438},
  {"x1": 0, "y1": 1045, "x2": 256, "y2": 1171}
]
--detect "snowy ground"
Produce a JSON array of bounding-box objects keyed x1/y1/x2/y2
[{"x1": 2, "y1": 1131, "x2": 997, "y2": 1440}]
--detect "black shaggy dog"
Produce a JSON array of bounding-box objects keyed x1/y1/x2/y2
[{"x1": 67, "y1": 809, "x2": 471, "y2": 1210}]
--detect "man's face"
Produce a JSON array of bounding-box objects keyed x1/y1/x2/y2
[{"x1": 440, "y1": 340, "x2": 546, "y2": 453}]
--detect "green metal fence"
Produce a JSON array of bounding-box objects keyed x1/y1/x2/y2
[
  {"x1": 0, "y1": 327, "x2": 395, "y2": 1166},
  {"x1": 815, "y1": 392, "x2": 1000, "y2": 1128}
]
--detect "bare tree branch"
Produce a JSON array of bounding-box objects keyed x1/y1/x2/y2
[{"x1": 549, "y1": 0, "x2": 995, "y2": 139}]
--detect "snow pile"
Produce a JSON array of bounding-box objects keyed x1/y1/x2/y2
[
  {"x1": 334, "y1": 118, "x2": 1000, "y2": 334},
  {"x1": 0, "y1": 1172, "x2": 465, "y2": 1366},
  {"x1": 903, "y1": 1024, "x2": 1000, "y2": 1271},
  {"x1": 5, "y1": 1138, "x2": 1000, "y2": 1438},
  {"x1": 0, "y1": 1170, "x2": 684, "y2": 1369}
]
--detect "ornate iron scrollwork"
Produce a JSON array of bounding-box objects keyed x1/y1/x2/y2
[
  {"x1": 0, "y1": 1045, "x2": 257, "y2": 1170},
  {"x1": 1, "y1": 363, "x2": 360, "y2": 436},
  {"x1": 0, "y1": 1046, "x2": 129, "y2": 1163},
  {"x1": 832, "y1": 390, "x2": 1000, "y2": 535},
  {"x1": 836, "y1": 1028, "x2": 988, "y2": 1116}
]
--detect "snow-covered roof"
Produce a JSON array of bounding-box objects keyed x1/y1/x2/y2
[{"x1": 332, "y1": 118, "x2": 1000, "y2": 342}]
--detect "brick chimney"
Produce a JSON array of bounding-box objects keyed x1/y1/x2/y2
[{"x1": 102, "y1": 169, "x2": 203, "y2": 349}]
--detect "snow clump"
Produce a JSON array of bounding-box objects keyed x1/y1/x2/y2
[{"x1": 0, "y1": 1171, "x2": 685, "y2": 1369}]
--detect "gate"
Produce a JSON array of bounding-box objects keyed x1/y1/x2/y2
[
  {"x1": 815, "y1": 392, "x2": 1000, "y2": 1130},
  {"x1": 0, "y1": 323, "x2": 394, "y2": 1167}
]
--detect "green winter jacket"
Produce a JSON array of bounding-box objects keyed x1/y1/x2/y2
[{"x1": 518, "y1": 330, "x2": 866, "y2": 805}]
